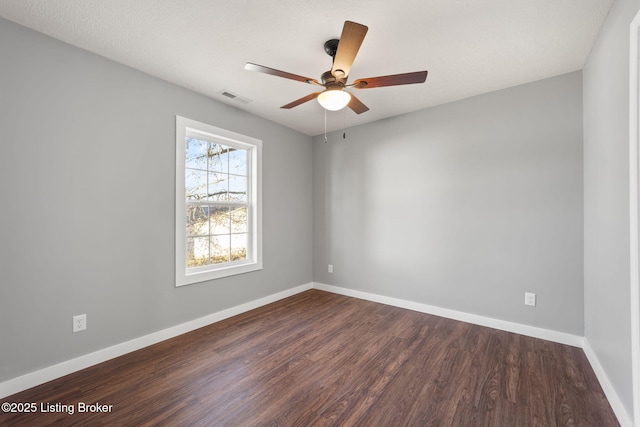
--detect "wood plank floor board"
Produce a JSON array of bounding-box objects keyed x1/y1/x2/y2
[{"x1": 0, "y1": 290, "x2": 620, "y2": 426}]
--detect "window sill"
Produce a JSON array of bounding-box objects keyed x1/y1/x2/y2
[{"x1": 176, "y1": 260, "x2": 263, "y2": 287}]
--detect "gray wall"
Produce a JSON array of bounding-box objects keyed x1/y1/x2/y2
[
  {"x1": 583, "y1": 0, "x2": 639, "y2": 420},
  {"x1": 0, "y1": 18, "x2": 313, "y2": 383},
  {"x1": 313, "y1": 71, "x2": 584, "y2": 335}
]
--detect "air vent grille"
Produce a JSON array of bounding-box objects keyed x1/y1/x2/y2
[{"x1": 217, "y1": 90, "x2": 251, "y2": 104}]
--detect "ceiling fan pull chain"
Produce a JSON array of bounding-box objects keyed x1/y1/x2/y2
[
  {"x1": 324, "y1": 109, "x2": 328, "y2": 143},
  {"x1": 343, "y1": 107, "x2": 346, "y2": 140}
]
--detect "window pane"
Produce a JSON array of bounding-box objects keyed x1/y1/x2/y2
[
  {"x1": 186, "y1": 169, "x2": 207, "y2": 201},
  {"x1": 185, "y1": 137, "x2": 208, "y2": 170},
  {"x1": 208, "y1": 172, "x2": 228, "y2": 201},
  {"x1": 229, "y1": 148, "x2": 247, "y2": 176},
  {"x1": 228, "y1": 175, "x2": 247, "y2": 202},
  {"x1": 231, "y1": 234, "x2": 247, "y2": 261},
  {"x1": 186, "y1": 205, "x2": 209, "y2": 236},
  {"x1": 209, "y1": 143, "x2": 229, "y2": 173},
  {"x1": 210, "y1": 207, "x2": 230, "y2": 234},
  {"x1": 230, "y1": 207, "x2": 247, "y2": 233},
  {"x1": 187, "y1": 236, "x2": 210, "y2": 267},
  {"x1": 210, "y1": 235, "x2": 230, "y2": 264}
]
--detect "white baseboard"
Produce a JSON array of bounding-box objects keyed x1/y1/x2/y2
[
  {"x1": 313, "y1": 282, "x2": 584, "y2": 347},
  {"x1": 0, "y1": 282, "x2": 313, "y2": 399},
  {"x1": 583, "y1": 339, "x2": 633, "y2": 427}
]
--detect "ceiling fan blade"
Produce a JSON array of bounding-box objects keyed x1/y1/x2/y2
[
  {"x1": 245, "y1": 63, "x2": 320, "y2": 85},
  {"x1": 347, "y1": 93, "x2": 369, "y2": 114},
  {"x1": 331, "y1": 21, "x2": 368, "y2": 79},
  {"x1": 353, "y1": 71, "x2": 428, "y2": 89},
  {"x1": 281, "y1": 92, "x2": 322, "y2": 109}
]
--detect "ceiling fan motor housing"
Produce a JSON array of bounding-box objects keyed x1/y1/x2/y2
[{"x1": 321, "y1": 70, "x2": 346, "y2": 87}]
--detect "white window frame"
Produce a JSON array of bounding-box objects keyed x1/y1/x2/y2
[{"x1": 175, "y1": 116, "x2": 262, "y2": 287}]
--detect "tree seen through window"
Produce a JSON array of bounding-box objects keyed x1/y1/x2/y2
[{"x1": 185, "y1": 137, "x2": 249, "y2": 267}]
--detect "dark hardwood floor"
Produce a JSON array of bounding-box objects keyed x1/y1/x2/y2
[{"x1": 1, "y1": 290, "x2": 619, "y2": 426}]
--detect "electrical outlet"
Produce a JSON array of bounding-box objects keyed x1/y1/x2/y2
[
  {"x1": 525, "y1": 292, "x2": 536, "y2": 307},
  {"x1": 328, "y1": 264, "x2": 333, "y2": 273},
  {"x1": 73, "y1": 314, "x2": 87, "y2": 333}
]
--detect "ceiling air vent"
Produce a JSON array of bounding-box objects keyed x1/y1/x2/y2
[{"x1": 217, "y1": 90, "x2": 251, "y2": 104}]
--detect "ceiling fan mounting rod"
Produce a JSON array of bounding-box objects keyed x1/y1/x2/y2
[
  {"x1": 324, "y1": 39, "x2": 340, "y2": 58},
  {"x1": 324, "y1": 39, "x2": 347, "y2": 79}
]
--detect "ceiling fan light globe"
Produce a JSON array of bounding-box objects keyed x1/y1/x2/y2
[{"x1": 317, "y1": 90, "x2": 351, "y2": 111}]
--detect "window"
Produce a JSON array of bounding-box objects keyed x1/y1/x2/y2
[{"x1": 176, "y1": 116, "x2": 262, "y2": 286}]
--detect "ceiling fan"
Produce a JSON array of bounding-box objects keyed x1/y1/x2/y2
[{"x1": 244, "y1": 21, "x2": 428, "y2": 114}]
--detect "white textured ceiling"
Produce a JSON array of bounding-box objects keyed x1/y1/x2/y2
[{"x1": 0, "y1": 0, "x2": 613, "y2": 136}]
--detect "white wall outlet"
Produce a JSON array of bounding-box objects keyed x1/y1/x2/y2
[
  {"x1": 73, "y1": 314, "x2": 87, "y2": 333},
  {"x1": 328, "y1": 264, "x2": 333, "y2": 273},
  {"x1": 525, "y1": 292, "x2": 536, "y2": 307}
]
